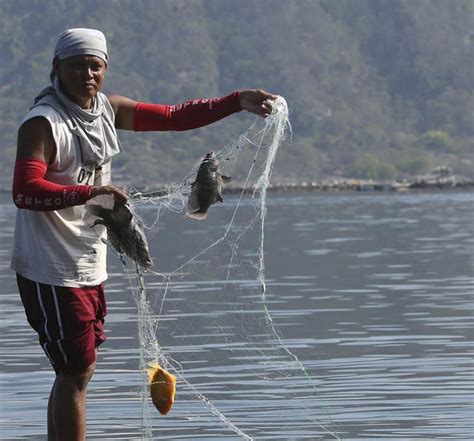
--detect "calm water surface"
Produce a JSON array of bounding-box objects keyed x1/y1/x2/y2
[{"x1": 0, "y1": 191, "x2": 473, "y2": 440}]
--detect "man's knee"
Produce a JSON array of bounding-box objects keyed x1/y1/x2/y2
[{"x1": 56, "y1": 361, "x2": 96, "y2": 391}]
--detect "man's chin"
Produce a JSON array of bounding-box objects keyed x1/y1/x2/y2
[{"x1": 72, "y1": 90, "x2": 99, "y2": 106}]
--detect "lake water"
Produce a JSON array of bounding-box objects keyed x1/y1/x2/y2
[{"x1": 0, "y1": 191, "x2": 473, "y2": 440}]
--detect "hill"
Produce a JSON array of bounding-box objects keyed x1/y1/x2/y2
[{"x1": 1, "y1": 0, "x2": 472, "y2": 190}]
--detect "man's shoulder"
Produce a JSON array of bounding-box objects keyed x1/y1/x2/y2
[
  {"x1": 19, "y1": 114, "x2": 53, "y2": 136},
  {"x1": 21, "y1": 104, "x2": 65, "y2": 128}
]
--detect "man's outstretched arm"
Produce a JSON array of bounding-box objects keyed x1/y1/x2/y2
[{"x1": 108, "y1": 89, "x2": 277, "y2": 132}]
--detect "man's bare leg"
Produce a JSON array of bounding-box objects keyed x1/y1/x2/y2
[
  {"x1": 49, "y1": 361, "x2": 96, "y2": 441},
  {"x1": 47, "y1": 379, "x2": 57, "y2": 441}
]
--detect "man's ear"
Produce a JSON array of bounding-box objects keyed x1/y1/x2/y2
[{"x1": 52, "y1": 57, "x2": 60, "y2": 76}]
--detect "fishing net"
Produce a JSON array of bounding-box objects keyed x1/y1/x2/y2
[{"x1": 121, "y1": 97, "x2": 341, "y2": 440}]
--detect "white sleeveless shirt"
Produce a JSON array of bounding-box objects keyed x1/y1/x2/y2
[{"x1": 11, "y1": 104, "x2": 114, "y2": 287}]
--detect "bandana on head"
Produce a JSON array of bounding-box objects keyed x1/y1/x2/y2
[{"x1": 54, "y1": 28, "x2": 108, "y2": 62}]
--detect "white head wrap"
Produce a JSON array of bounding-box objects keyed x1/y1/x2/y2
[{"x1": 54, "y1": 28, "x2": 108, "y2": 62}]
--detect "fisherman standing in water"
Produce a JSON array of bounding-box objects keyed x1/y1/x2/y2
[{"x1": 11, "y1": 28, "x2": 276, "y2": 441}]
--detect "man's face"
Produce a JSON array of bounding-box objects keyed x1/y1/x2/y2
[{"x1": 54, "y1": 55, "x2": 107, "y2": 108}]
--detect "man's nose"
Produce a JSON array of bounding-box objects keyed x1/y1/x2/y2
[{"x1": 82, "y1": 67, "x2": 93, "y2": 79}]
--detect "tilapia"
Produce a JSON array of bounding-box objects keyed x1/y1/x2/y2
[
  {"x1": 146, "y1": 362, "x2": 176, "y2": 415},
  {"x1": 186, "y1": 151, "x2": 231, "y2": 220},
  {"x1": 86, "y1": 195, "x2": 154, "y2": 269}
]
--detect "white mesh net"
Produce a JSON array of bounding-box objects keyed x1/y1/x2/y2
[{"x1": 119, "y1": 97, "x2": 341, "y2": 440}]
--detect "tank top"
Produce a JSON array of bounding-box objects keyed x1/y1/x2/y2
[{"x1": 11, "y1": 104, "x2": 115, "y2": 287}]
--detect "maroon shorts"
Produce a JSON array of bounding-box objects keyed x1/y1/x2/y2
[{"x1": 16, "y1": 274, "x2": 107, "y2": 375}]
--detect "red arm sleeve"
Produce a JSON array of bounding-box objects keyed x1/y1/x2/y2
[
  {"x1": 12, "y1": 158, "x2": 92, "y2": 211},
  {"x1": 133, "y1": 91, "x2": 242, "y2": 132}
]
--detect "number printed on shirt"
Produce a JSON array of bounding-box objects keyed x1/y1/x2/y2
[{"x1": 77, "y1": 168, "x2": 93, "y2": 184}]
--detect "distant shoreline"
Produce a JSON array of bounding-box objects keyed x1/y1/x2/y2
[
  {"x1": 128, "y1": 175, "x2": 474, "y2": 199},
  {"x1": 229, "y1": 176, "x2": 474, "y2": 192},
  {"x1": 2, "y1": 176, "x2": 473, "y2": 197}
]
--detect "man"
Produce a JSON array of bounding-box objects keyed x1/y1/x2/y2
[{"x1": 11, "y1": 28, "x2": 276, "y2": 441}]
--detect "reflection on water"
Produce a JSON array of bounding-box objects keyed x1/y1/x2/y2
[{"x1": 1, "y1": 191, "x2": 473, "y2": 440}]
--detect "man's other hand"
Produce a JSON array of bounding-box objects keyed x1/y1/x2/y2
[
  {"x1": 90, "y1": 185, "x2": 128, "y2": 204},
  {"x1": 239, "y1": 89, "x2": 278, "y2": 118}
]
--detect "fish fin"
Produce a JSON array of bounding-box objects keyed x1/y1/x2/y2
[
  {"x1": 86, "y1": 204, "x2": 103, "y2": 218},
  {"x1": 146, "y1": 362, "x2": 177, "y2": 382},
  {"x1": 186, "y1": 189, "x2": 200, "y2": 214},
  {"x1": 186, "y1": 211, "x2": 208, "y2": 221},
  {"x1": 86, "y1": 194, "x2": 115, "y2": 211},
  {"x1": 146, "y1": 362, "x2": 161, "y2": 383},
  {"x1": 221, "y1": 175, "x2": 232, "y2": 182},
  {"x1": 146, "y1": 368, "x2": 154, "y2": 383}
]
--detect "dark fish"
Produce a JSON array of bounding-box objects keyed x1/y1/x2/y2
[
  {"x1": 86, "y1": 195, "x2": 154, "y2": 269},
  {"x1": 186, "y1": 151, "x2": 231, "y2": 220}
]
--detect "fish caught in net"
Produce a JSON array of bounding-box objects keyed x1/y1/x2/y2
[
  {"x1": 146, "y1": 362, "x2": 176, "y2": 416},
  {"x1": 86, "y1": 194, "x2": 154, "y2": 269},
  {"x1": 117, "y1": 97, "x2": 342, "y2": 440},
  {"x1": 185, "y1": 150, "x2": 232, "y2": 221}
]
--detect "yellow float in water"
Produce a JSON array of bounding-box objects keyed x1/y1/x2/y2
[{"x1": 146, "y1": 362, "x2": 176, "y2": 415}]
